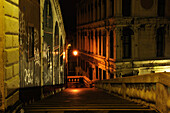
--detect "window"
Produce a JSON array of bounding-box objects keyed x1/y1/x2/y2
[
  {"x1": 99, "y1": 0, "x2": 101, "y2": 20},
  {"x1": 103, "y1": 30, "x2": 106, "y2": 57},
  {"x1": 111, "y1": 0, "x2": 114, "y2": 16},
  {"x1": 99, "y1": 30, "x2": 101, "y2": 55},
  {"x1": 28, "y1": 26, "x2": 34, "y2": 58},
  {"x1": 103, "y1": 70, "x2": 106, "y2": 80},
  {"x1": 95, "y1": 0, "x2": 97, "y2": 20},
  {"x1": 99, "y1": 68, "x2": 102, "y2": 80},
  {"x1": 156, "y1": 27, "x2": 165, "y2": 57},
  {"x1": 91, "y1": 31, "x2": 93, "y2": 54},
  {"x1": 122, "y1": 0, "x2": 131, "y2": 17},
  {"x1": 110, "y1": 30, "x2": 114, "y2": 58},
  {"x1": 158, "y1": 0, "x2": 165, "y2": 17},
  {"x1": 95, "y1": 30, "x2": 98, "y2": 55},
  {"x1": 103, "y1": 0, "x2": 106, "y2": 19},
  {"x1": 43, "y1": 0, "x2": 53, "y2": 28},
  {"x1": 88, "y1": 31, "x2": 90, "y2": 53},
  {"x1": 91, "y1": 4, "x2": 93, "y2": 22},
  {"x1": 96, "y1": 66, "x2": 98, "y2": 79},
  {"x1": 122, "y1": 28, "x2": 133, "y2": 59}
]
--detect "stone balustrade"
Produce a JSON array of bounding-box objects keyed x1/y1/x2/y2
[
  {"x1": 95, "y1": 72, "x2": 170, "y2": 113},
  {"x1": 67, "y1": 76, "x2": 93, "y2": 88}
]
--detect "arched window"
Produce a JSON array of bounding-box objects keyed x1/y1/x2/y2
[
  {"x1": 122, "y1": 28, "x2": 133, "y2": 59},
  {"x1": 110, "y1": 30, "x2": 114, "y2": 58},
  {"x1": 156, "y1": 27, "x2": 165, "y2": 57}
]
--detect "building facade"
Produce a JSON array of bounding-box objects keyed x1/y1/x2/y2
[
  {"x1": 0, "y1": 0, "x2": 65, "y2": 111},
  {"x1": 76, "y1": 0, "x2": 170, "y2": 81}
]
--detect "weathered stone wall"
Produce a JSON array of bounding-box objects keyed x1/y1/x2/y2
[{"x1": 0, "y1": 0, "x2": 20, "y2": 110}]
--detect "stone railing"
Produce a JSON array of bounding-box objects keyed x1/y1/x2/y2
[
  {"x1": 95, "y1": 72, "x2": 170, "y2": 113},
  {"x1": 67, "y1": 76, "x2": 93, "y2": 88}
]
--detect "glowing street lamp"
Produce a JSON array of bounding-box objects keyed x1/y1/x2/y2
[{"x1": 73, "y1": 50, "x2": 78, "y2": 56}]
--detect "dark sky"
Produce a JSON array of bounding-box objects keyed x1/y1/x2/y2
[{"x1": 59, "y1": 0, "x2": 78, "y2": 32}]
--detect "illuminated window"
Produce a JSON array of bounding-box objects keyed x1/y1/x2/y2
[
  {"x1": 28, "y1": 26, "x2": 34, "y2": 58},
  {"x1": 158, "y1": 0, "x2": 165, "y2": 17},
  {"x1": 156, "y1": 27, "x2": 165, "y2": 57},
  {"x1": 122, "y1": 28, "x2": 133, "y2": 59},
  {"x1": 122, "y1": 0, "x2": 131, "y2": 17},
  {"x1": 110, "y1": 30, "x2": 114, "y2": 58}
]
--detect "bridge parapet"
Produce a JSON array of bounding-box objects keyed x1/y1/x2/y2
[
  {"x1": 95, "y1": 72, "x2": 170, "y2": 113},
  {"x1": 67, "y1": 76, "x2": 93, "y2": 88}
]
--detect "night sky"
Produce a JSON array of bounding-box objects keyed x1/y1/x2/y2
[{"x1": 59, "y1": 0, "x2": 78, "y2": 32}]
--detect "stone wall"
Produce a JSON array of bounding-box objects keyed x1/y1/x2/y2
[{"x1": 0, "y1": 0, "x2": 20, "y2": 110}]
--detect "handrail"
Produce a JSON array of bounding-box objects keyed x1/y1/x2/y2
[{"x1": 95, "y1": 72, "x2": 170, "y2": 113}]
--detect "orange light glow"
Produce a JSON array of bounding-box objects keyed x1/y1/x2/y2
[
  {"x1": 71, "y1": 89, "x2": 79, "y2": 93},
  {"x1": 73, "y1": 50, "x2": 78, "y2": 56},
  {"x1": 63, "y1": 52, "x2": 65, "y2": 59}
]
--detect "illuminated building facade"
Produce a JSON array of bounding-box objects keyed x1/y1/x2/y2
[
  {"x1": 0, "y1": 0, "x2": 65, "y2": 111},
  {"x1": 76, "y1": 0, "x2": 170, "y2": 80}
]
